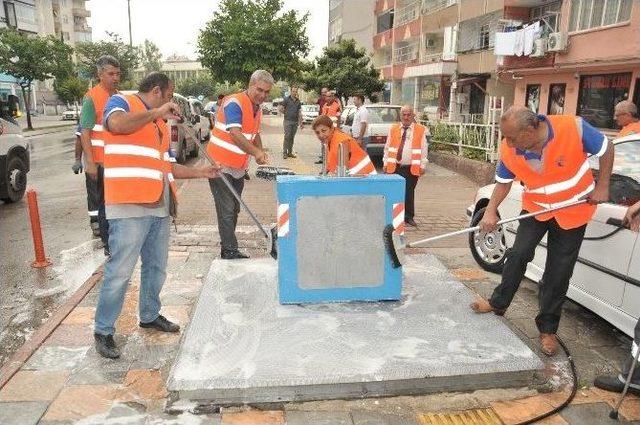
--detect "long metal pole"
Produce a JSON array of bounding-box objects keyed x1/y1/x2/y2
[{"x1": 127, "y1": 0, "x2": 132, "y2": 46}]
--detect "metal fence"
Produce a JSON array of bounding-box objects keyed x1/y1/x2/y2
[{"x1": 422, "y1": 120, "x2": 501, "y2": 162}]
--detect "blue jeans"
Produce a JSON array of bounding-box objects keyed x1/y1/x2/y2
[{"x1": 94, "y1": 215, "x2": 170, "y2": 335}]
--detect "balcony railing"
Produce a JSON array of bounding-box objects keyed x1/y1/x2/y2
[
  {"x1": 394, "y1": 0, "x2": 420, "y2": 27},
  {"x1": 423, "y1": 52, "x2": 444, "y2": 63},
  {"x1": 422, "y1": 0, "x2": 456, "y2": 15},
  {"x1": 394, "y1": 43, "x2": 419, "y2": 63}
]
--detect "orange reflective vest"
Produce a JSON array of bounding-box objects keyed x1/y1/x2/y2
[
  {"x1": 208, "y1": 92, "x2": 261, "y2": 169},
  {"x1": 322, "y1": 101, "x2": 341, "y2": 119},
  {"x1": 103, "y1": 94, "x2": 178, "y2": 206},
  {"x1": 85, "y1": 85, "x2": 111, "y2": 164},
  {"x1": 499, "y1": 115, "x2": 597, "y2": 230},
  {"x1": 618, "y1": 121, "x2": 640, "y2": 137},
  {"x1": 326, "y1": 130, "x2": 377, "y2": 176},
  {"x1": 384, "y1": 123, "x2": 426, "y2": 176}
]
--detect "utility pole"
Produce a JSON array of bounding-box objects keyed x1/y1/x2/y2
[{"x1": 127, "y1": 0, "x2": 132, "y2": 46}]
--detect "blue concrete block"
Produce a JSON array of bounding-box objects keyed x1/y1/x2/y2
[{"x1": 276, "y1": 174, "x2": 405, "y2": 304}]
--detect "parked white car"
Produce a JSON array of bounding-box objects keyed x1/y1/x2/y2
[
  {"x1": 188, "y1": 98, "x2": 211, "y2": 142},
  {"x1": 61, "y1": 109, "x2": 79, "y2": 121},
  {"x1": 340, "y1": 104, "x2": 401, "y2": 157},
  {"x1": 467, "y1": 134, "x2": 640, "y2": 337},
  {"x1": 0, "y1": 111, "x2": 30, "y2": 203},
  {"x1": 170, "y1": 93, "x2": 199, "y2": 164},
  {"x1": 301, "y1": 104, "x2": 319, "y2": 124}
]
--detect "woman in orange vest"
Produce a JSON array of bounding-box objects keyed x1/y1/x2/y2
[
  {"x1": 471, "y1": 106, "x2": 613, "y2": 357},
  {"x1": 93, "y1": 73, "x2": 219, "y2": 359},
  {"x1": 312, "y1": 115, "x2": 376, "y2": 176}
]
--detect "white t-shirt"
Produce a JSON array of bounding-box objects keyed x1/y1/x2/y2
[{"x1": 351, "y1": 106, "x2": 369, "y2": 138}]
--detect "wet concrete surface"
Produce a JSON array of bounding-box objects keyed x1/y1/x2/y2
[{"x1": 0, "y1": 128, "x2": 193, "y2": 367}]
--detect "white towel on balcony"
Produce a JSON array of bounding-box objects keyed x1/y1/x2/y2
[
  {"x1": 514, "y1": 28, "x2": 525, "y2": 56},
  {"x1": 494, "y1": 31, "x2": 516, "y2": 56},
  {"x1": 523, "y1": 21, "x2": 541, "y2": 56}
]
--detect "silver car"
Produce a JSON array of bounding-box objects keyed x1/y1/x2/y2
[
  {"x1": 340, "y1": 104, "x2": 401, "y2": 157},
  {"x1": 467, "y1": 134, "x2": 640, "y2": 337},
  {"x1": 169, "y1": 93, "x2": 199, "y2": 164}
]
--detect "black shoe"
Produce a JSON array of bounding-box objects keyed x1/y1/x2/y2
[
  {"x1": 314, "y1": 159, "x2": 323, "y2": 164},
  {"x1": 288, "y1": 152, "x2": 297, "y2": 158},
  {"x1": 594, "y1": 374, "x2": 640, "y2": 396},
  {"x1": 139, "y1": 314, "x2": 180, "y2": 333},
  {"x1": 244, "y1": 172, "x2": 250, "y2": 180},
  {"x1": 405, "y1": 218, "x2": 418, "y2": 227},
  {"x1": 283, "y1": 153, "x2": 288, "y2": 159},
  {"x1": 94, "y1": 333, "x2": 120, "y2": 359},
  {"x1": 221, "y1": 250, "x2": 250, "y2": 259}
]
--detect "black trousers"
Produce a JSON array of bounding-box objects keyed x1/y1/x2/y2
[
  {"x1": 395, "y1": 166, "x2": 419, "y2": 220},
  {"x1": 489, "y1": 213, "x2": 586, "y2": 334},
  {"x1": 85, "y1": 171, "x2": 99, "y2": 224},
  {"x1": 209, "y1": 173, "x2": 245, "y2": 252},
  {"x1": 86, "y1": 165, "x2": 109, "y2": 249},
  {"x1": 283, "y1": 120, "x2": 298, "y2": 155}
]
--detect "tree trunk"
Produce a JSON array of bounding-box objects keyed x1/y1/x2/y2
[{"x1": 20, "y1": 84, "x2": 33, "y2": 131}]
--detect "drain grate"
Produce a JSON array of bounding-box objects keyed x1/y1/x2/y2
[{"x1": 418, "y1": 408, "x2": 503, "y2": 424}]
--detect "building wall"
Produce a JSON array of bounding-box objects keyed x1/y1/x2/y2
[{"x1": 330, "y1": 0, "x2": 376, "y2": 53}]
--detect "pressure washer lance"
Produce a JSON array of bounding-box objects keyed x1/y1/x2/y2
[
  {"x1": 194, "y1": 141, "x2": 278, "y2": 260},
  {"x1": 384, "y1": 199, "x2": 588, "y2": 268},
  {"x1": 610, "y1": 347, "x2": 640, "y2": 420}
]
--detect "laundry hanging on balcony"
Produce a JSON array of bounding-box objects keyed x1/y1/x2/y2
[{"x1": 494, "y1": 21, "x2": 541, "y2": 57}]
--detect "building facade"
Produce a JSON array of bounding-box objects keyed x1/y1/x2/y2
[
  {"x1": 499, "y1": 0, "x2": 639, "y2": 131},
  {"x1": 36, "y1": 0, "x2": 92, "y2": 46},
  {"x1": 329, "y1": 0, "x2": 377, "y2": 53},
  {"x1": 133, "y1": 58, "x2": 209, "y2": 85}
]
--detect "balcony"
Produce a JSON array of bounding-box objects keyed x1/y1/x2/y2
[
  {"x1": 72, "y1": 8, "x2": 91, "y2": 18},
  {"x1": 74, "y1": 23, "x2": 91, "y2": 33},
  {"x1": 394, "y1": 0, "x2": 420, "y2": 27},
  {"x1": 394, "y1": 43, "x2": 419, "y2": 64},
  {"x1": 422, "y1": 0, "x2": 456, "y2": 15}
]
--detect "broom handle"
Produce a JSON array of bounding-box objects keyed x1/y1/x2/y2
[
  {"x1": 407, "y1": 199, "x2": 588, "y2": 248},
  {"x1": 195, "y1": 142, "x2": 270, "y2": 239}
]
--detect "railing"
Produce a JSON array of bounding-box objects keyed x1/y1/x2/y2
[
  {"x1": 394, "y1": 43, "x2": 419, "y2": 63},
  {"x1": 422, "y1": 120, "x2": 500, "y2": 162},
  {"x1": 394, "y1": 0, "x2": 420, "y2": 26},
  {"x1": 423, "y1": 52, "x2": 444, "y2": 63},
  {"x1": 422, "y1": 0, "x2": 457, "y2": 15}
]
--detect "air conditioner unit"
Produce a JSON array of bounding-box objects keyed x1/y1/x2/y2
[
  {"x1": 530, "y1": 38, "x2": 547, "y2": 58},
  {"x1": 547, "y1": 32, "x2": 568, "y2": 52},
  {"x1": 425, "y1": 37, "x2": 436, "y2": 48}
]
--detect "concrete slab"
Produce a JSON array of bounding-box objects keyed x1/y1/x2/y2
[{"x1": 167, "y1": 255, "x2": 543, "y2": 405}]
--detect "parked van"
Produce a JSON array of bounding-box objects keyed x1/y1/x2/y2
[{"x1": 0, "y1": 97, "x2": 29, "y2": 203}]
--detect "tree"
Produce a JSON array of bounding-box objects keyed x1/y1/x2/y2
[
  {"x1": 302, "y1": 39, "x2": 384, "y2": 105},
  {"x1": 54, "y1": 76, "x2": 89, "y2": 122},
  {"x1": 75, "y1": 32, "x2": 140, "y2": 83},
  {"x1": 0, "y1": 29, "x2": 73, "y2": 130},
  {"x1": 176, "y1": 74, "x2": 217, "y2": 98},
  {"x1": 140, "y1": 39, "x2": 162, "y2": 73},
  {"x1": 198, "y1": 0, "x2": 310, "y2": 84}
]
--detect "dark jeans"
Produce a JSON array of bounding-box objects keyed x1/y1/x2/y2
[
  {"x1": 283, "y1": 120, "x2": 298, "y2": 155},
  {"x1": 87, "y1": 165, "x2": 109, "y2": 249},
  {"x1": 85, "y1": 171, "x2": 99, "y2": 224},
  {"x1": 208, "y1": 173, "x2": 245, "y2": 252},
  {"x1": 489, "y1": 213, "x2": 586, "y2": 334},
  {"x1": 395, "y1": 166, "x2": 419, "y2": 220}
]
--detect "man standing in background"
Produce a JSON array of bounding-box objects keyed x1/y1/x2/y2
[
  {"x1": 279, "y1": 86, "x2": 303, "y2": 159},
  {"x1": 79, "y1": 55, "x2": 121, "y2": 254},
  {"x1": 351, "y1": 94, "x2": 369, "y2": 148}
]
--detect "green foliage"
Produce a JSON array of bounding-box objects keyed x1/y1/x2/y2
[
  {"x1": 140, "y1": 39, "x2": 162, "y2": 73},
  {"x1": 301, "y1": 39, "x2": 384, "y2": 104},
  {"x1": 54, "y1": 76, "x2": 89, "y2": 104},
  {"x1": 0, "y1": 29, "x2": 73, "y2": 129},
  {"x1": 431, "y1": 122, "x2": 458, "y2": 144},
  {"x1": 75, "y1": 32, "x2": 140, "y2": 82},
  {"x1": 197, "y1": 0, "x2": 310, "y2": 84},
  {"x1": 176, "y1": 75, "x2": 246, "y2": 99}
]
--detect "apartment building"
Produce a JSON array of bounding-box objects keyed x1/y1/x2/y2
[
  {"x1": 37, "y1": 0, "x2": 92, "y2": 46},
  {"x1": 373, "y1": 0, "x2": 517, "y2": 121},
  {"x1": 498, "y1": 0, "x2": 639, "y2": 131},
  {"x1": 329, "y1": 0, "x2": 377, "y2": 53}
]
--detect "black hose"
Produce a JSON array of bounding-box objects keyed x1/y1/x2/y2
[
  {"x1": 515, "y1": 335, "x2": 577, "y2": 425},
  {"x1": 584, "y1": 226, "x2": 624, "y2": 241}
]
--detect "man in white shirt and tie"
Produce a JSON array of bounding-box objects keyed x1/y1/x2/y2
[{"x1": 382, "y1": 105, "x2": 429, "y2": 227}]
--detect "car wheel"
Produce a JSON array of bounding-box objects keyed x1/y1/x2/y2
[
  {"x1": 468, "y1": 206, "x2": 506, "y2": 274},
  {"x1": 1, "y1": 156, "x2": 27, "y2": 203}
]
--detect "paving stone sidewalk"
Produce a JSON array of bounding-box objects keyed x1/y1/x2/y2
[{"x1": 1, "y1": 117, "x2": 638, "y2": 423}]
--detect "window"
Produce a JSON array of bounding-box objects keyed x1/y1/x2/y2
[
  {"x1": 531, "y1": 1, "x2": 561, "y2": 32},
  {"x1": 367, "y1": 107, "x2": 401, "y2": 123},
  {"x1": 578, "y1": 73, "x2": 631, "y2": 129},
  {"x1": 569, "y1": 0, "x2": 632, "y2": 32},
  {"x1": 525, "y1": 84, "x2": 541, "y2": 113},
  {"x1": 4, "y1": 1, "x2": 17, "y2": 28},
  {"x1": 329, "y1": 17, "x2": 342, "y2": 42},
  {"x1": 479, "y1": 24, "x2": 490, "y2": 49},
  {"x1": 376, "y1": 9, "x2": 394, "y2": 33}
]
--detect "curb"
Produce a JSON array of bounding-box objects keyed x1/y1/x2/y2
[
  {"x1": 23, "y1": 123, "x2": 76, "y2": 137},
  {"x1": 0, "y1": 266, "x2": 104, "y2": 390},
  {"x1": 430, "y1": 151, "x2": 496, "y2": 186}
]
